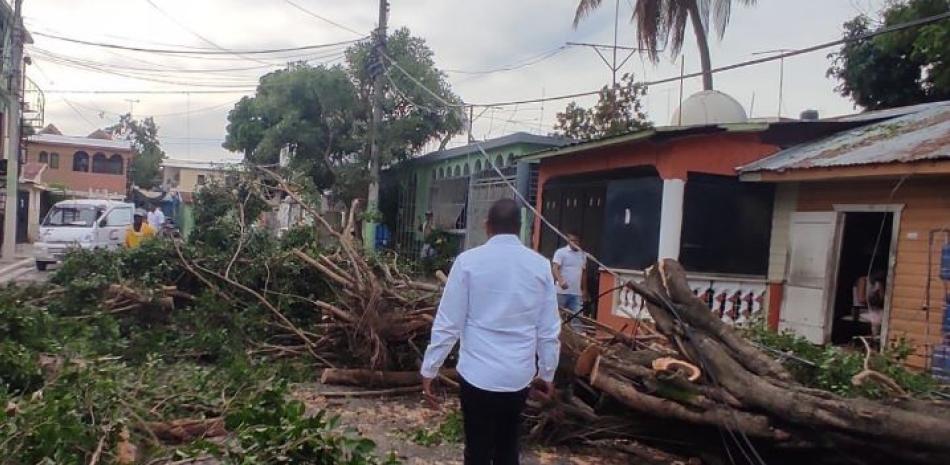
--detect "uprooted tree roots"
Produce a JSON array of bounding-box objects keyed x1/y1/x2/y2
[
  {"x1": 528, "y1": 260, "x2": 950, "y2": 465},
  {"x1": 167, "y1": 166, "x2": 442, "y2": 371}
]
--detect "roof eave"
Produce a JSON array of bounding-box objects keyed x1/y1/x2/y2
[{"x1": 740, "y1": 160, "x2": 950, "y2": 182}]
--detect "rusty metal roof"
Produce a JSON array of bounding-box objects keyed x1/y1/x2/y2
[{"x1": 740, "y1": 101, "x2": 950, "y2": 173}]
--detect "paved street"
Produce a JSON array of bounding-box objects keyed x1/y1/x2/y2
[
  {"x1": 0, "y1": 257, "x2": 51, "y2": 285},
  {"x1": 0, "y1": 244, "x2": 51, "y2": 285}
]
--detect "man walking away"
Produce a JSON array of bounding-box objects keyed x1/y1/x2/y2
[
  {"x1": 421, "y1": 198, "x2": 561, "y2": 465},
  {"x1": 552, "y1": 232, "x2": 587, "y2": 328}
]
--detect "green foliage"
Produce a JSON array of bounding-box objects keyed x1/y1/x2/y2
[
  {"x1": 828, "y1": 0, "x2": 950, "y2": 110},
  {"x1": 106, "y1": 113, "x2": 166, "y2": 188},
  {"x1": 0, "y1": 288, "x2": 55, "y2": 393},
  {"x1": 404, "y1": 410, "x2": 463, "y2": 447},
  {"x1": 554, "y1": 73, "x2": 652, "y2": 140},
  {"x1": 224, "y1": 28, "x2": 463, "y2": 203},
  {"x1": 745, "y1": 325, "x2": 939, "y2": 398},
  {"x1": 421, "y1": 228, "x2": 460, "y2": 274},
  {"x1": 201, "y1": 382, "x2": 398, "y2": 464}
]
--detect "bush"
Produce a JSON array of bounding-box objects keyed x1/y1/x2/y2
[{"x1": 744, "y1": 325, "x2": 939, "y2": 398}]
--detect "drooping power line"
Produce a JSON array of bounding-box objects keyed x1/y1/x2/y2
[{"x1": 31, "y1": 30, "x2": 364, "y2": 55}]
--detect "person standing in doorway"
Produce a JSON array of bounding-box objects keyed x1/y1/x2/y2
[
  {"x1": 420, "y1": 198, "x2": 560, "y2": 465},
  {"x1": 552, "y1": 232, "x2": 587, "y2": 328}
]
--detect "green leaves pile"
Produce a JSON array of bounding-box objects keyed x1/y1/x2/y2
[{"x1": 744, "y1": 325, "x2": 940, "y2": 399}]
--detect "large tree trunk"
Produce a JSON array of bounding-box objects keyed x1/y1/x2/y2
[
  {"x1": 687, "y1": 0, "x2": 714, "y2": 90},
  {"x1": 527, "y1": 259, "x2": 950, "y2": 465}
]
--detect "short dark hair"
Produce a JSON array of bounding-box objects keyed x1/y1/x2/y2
[{"x1": 487, "y1": 198, "x2": 522, "y2": 235}]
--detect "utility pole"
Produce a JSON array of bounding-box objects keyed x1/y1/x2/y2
[
  {"x1": 2, "y1": 0, "x2": 24, "y2": 261},
  {"x1": 467, "y1": 105, "x2": 474, "y2": 143},
  {"x1": 125, "y1": 98, "x2": 139, "y2": 117},
  {"x1": 362, "y1": 0, "x2": 388, "y2": 253}
]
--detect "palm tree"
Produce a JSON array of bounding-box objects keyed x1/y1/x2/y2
[{"x1": 574, "y1": 0, "x2": 756, "y2": 90}]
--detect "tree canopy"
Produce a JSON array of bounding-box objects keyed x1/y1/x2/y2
[
  {"x1": 828, "y1": 0, "x2": 950, "y2": 110},
  {"x1": 554, "y1": 73, "x2": 652, "y2": 141},
  {"x1": 106, "y1": 113, "x2": 165, "y2": 189},
  {"x1": 224, "y1": 28, "x2": 464, "y2": 202}
]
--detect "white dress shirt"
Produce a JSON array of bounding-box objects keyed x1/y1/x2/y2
[{"x1": 420, "y1": 234, "x2": 561, "y2": 392}]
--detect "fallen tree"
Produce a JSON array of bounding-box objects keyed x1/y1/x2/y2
[{"x1": 530, "y1": 259, "x2": 950, "y2": 465}]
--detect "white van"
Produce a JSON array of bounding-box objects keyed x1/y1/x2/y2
[{"x1": 34, "y1": 200, "x2": 135, "y2": 270}]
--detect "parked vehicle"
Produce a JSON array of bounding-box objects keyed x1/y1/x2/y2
[{"x1": 34, "y1": 200, "x2": 135, "y2": 270}]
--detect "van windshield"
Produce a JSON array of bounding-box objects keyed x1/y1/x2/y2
[{"x1": 42, "y1": 205, "x2": 103, "y2": 227}]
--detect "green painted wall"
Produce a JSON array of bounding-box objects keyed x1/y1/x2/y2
[{"x1": 396, "y1": 142, "x2": 552, "y2": 239}]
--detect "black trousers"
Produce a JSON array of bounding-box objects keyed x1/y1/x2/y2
[{"x1": 459, "y1": 377, "x2": 529, "y2": 465}]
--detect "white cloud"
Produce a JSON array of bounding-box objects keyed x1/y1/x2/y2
[{"x1": 23, "y1": 0, "x2": 886, "y2": 159}]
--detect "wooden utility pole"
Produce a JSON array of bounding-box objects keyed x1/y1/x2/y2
[
  {"x1": 363, "y1": 0, "x2": 388, "y2": 252},
  {"x1": 2, "y1": 0, "x2": 24, "y2": 260}
]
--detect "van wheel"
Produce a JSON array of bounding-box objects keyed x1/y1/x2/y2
[{"x1": 35, "y1": 261, "x2": 49, "y2": 271}]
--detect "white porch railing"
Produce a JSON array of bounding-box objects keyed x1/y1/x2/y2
[{"x1": 610, "y1": 269, "x2": 767, "y2": 326}]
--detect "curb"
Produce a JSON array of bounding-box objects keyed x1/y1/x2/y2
[{"x1": 0, "y1": 257, "x2": 33, "y2": 277}]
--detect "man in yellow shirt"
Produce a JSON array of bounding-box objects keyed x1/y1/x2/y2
[{"x1": 125, "y1": 209, "x2": 157, "y2": 248}]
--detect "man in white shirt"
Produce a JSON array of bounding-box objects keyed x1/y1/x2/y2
[
  {"x1": 552, "y1": 233, "x2": 587, "y2": 327},
  {"x1": 421, "y1": 198, "x2": 560, "y2": 465},
  {"x1": 151, "y1": 206, "x2": 166, "y2": 230}
]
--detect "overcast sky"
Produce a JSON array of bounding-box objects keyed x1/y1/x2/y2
[{"x1": 22, "y1": 0, "x2": 886, "y2": 161}]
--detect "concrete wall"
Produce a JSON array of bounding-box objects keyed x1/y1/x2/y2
[
  {"x1": 398, "y1": 142, "x2": 554, "y2": 241},
  {"x1": 163, "y1": 166, "x2": 225, "y2": 193},
  {"x1": 25, "y1": 142, "x2": 131, "y2": 197}
]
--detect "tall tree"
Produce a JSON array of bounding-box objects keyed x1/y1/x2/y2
[
  {"x1": 574, "y1": 0, "x2": 757, "y2": 90},
  {"x1": 106, "y1": 114, "x2": 165, "y2": 189},
  {"x1": 554, "y1": 73, "x2": 652, "y2": 140},
  {"x1": 827, "y1": 0, "x2": 950, "y2": 110},
  {"x1": 224, "y1": 28, "x2": 464, "y2": 203}
]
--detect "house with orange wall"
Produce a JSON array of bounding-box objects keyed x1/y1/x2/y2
[
  {"x1": 739, "y1": 101, "x2": 950, "y2": 374},
  {"x1": 524, "y1": 91, "x2": 876, "y2": 335},
  {"x1": 24, "y1": 124, "x2": 133, "y2": 200}
]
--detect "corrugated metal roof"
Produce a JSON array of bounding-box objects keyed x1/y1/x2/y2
[
  {"x1": 406, "y1": 132, "x2": 569, "y2": 165},
  {"x1": 740, "y1": 102, "x2": 950, "y2": 173}
]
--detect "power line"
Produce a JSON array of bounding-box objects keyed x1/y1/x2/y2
[
  {"x1": 31, "y1": 30, "x2": 363, "y2": 55},
  {"x1": 443, "y1": 46, "x2": 569, "y2": 75},
  {"x1": 59, "y1": 97, "x2": 100, "y2": 130},
  {"x1": 468, "y1": 10, "x2": 950, "y2": 107},
  {"x1": 142, "y1": 0, "x2": 277, "y2": 66},
  {"x1": 281, "y1": 0, "x2": 365, "y2": 36},
  {"x1": 30, "y1": 45, "x2": 346, "y2": 80},
  {"x1": 43, "y1": 89, "x2": 252, "y2": 95},
  {"x1": 38, "y1": 11, "x2": 950, "y2": 103},
  {"x1": 32, "y1": 51, "x2": 261, "y2": 88}
]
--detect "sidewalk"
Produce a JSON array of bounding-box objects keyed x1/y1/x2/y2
[{"x1": 0, "y1": 243, "x2": 34, "y2": 264}]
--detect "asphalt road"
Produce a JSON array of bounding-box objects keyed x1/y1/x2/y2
[{"x1": 0, "y1": 258, "x2": 52, "y2": 285}]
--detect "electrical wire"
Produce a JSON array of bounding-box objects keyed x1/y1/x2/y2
[
  {"x1": 142, "y1": 0, "x2": 284, "y2": 66},
  {"x1": 34, "y1": 9, "x2": 950, "y2": 101},
  {"x1": 31, "y1": 30, "x2": 364, "y2": 55},
  {"x1": 443, "y1": 46, "x2": 568, "y2": 75},
  {"x1": 466, "y1": 10, "x2": 950, "y2": 107},
  {"x1": 30, "y1": 46, "x2": 346, "y2": 81},
  {"x1": 281, "y1": 0, "x2": 366, "y2": 36}
]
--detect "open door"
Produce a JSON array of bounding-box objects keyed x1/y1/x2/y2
[{"x1": 780, "y1": 212, "x2": 839, "y2": 343}]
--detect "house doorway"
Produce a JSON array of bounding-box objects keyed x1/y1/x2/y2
[{"x1": 829, "y1": 211, "x2": 894, "y2": 346}]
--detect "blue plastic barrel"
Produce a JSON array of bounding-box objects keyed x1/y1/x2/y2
[{"x1": 941, "y1": 244, "x2": 950, "y2": 280}]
